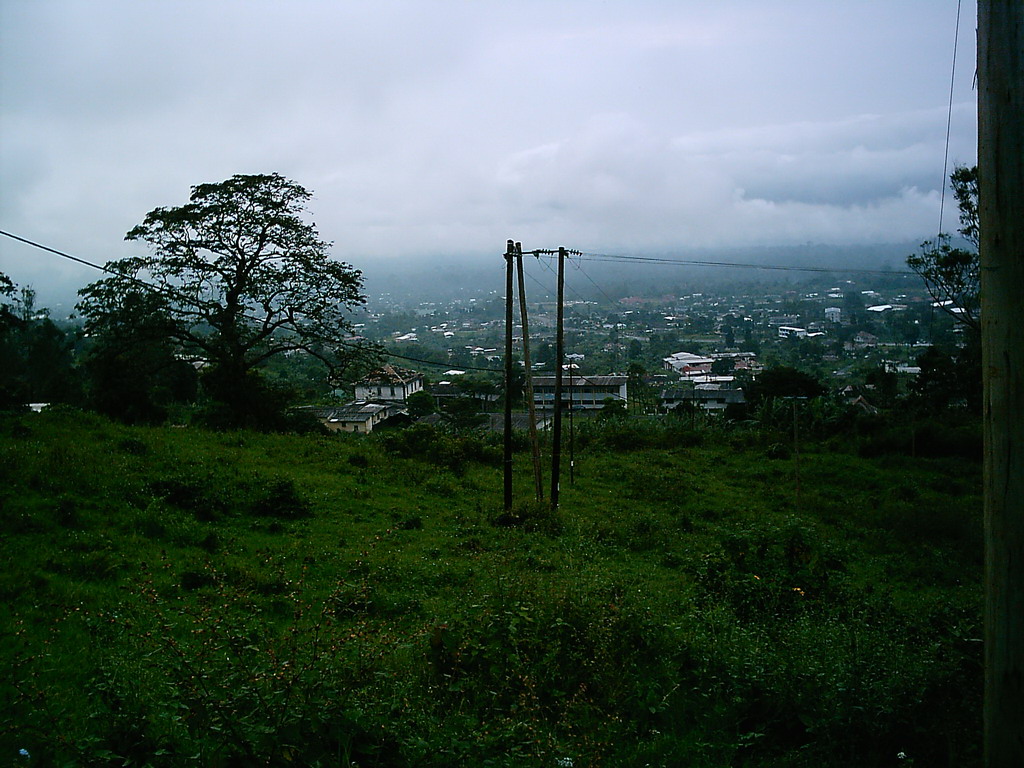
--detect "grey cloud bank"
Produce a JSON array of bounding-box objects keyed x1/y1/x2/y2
[{"x1": 1, "y1": 1, "x2": 977, "y2": 304}]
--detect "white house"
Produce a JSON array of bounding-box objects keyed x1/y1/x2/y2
[
  {"x1": 663, "y1": 352, "x2": 714, "y2": 376},
  {"x1": 530, "y1": 374, "x2": 628, "y2": 410},
  {"x1": 294, "y1": 402, "x2": 407, "y2": 433},
  {"x1": 322, "y1": 402, "x2": 406, "y2": 433},
  {"x1": 778, "y1": 326, "x2": 808, "y2": 339},
  {"x1": 354, "y1": 365, "x2": 424, "y2": 402},
  {"x1": 660, "y1": 387, "x2": 746, "y2": 414}
]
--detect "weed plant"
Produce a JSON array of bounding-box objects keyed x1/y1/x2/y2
[{"x1": 0, "y1": 409, "x2": 982, "y2": 766}]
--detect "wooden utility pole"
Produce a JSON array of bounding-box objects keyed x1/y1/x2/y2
[
  {"x1": 568, "y1": 364, "x2": 575, "y2": 485},
  {"x1": 979, "y1": 2, "x2": 1024, "y2": 765},
  {"x1": 792, "y1": 398, "x2": 801, "y2": 510},
  {"x1": 503, "y1": 240, "x2": 515, "y2": 511},
  {"x1": 515, "y1": 243, "x2": 544, "y2": 501},
  {"x1": 550, "y1": 246, "x2": 566, "y2": 508}
]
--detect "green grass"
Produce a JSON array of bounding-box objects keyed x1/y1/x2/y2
[{"x1": 0, "y1": 409, "x2": 982, "y2": 766}]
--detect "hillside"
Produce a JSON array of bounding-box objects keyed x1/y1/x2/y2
[{"x1": 1, "y1": 409, "x2": 982, "y2": 767}]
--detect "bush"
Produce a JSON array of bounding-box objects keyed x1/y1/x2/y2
[
  {"x1": 377, "y1": 423, "x2": 501, "y2": 474},
  {"x1": 249, "y1": 476, "x2": 311, "y2": 519},
  {"x1": 492, "y1": 500, "x2": 563, "y2": 536}
]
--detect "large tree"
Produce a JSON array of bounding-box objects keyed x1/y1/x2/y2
[
  {"x1": 77, "y1": 173, "x2": 373, "y2": 427},
  {"x1": 907, "y1": 165, "x2": 980, "y2": 332}
]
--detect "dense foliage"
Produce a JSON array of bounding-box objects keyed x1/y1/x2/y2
[
  {"x1": 1, "y1": 408, "x2": 982, "y2": 767},
  {"x1": 0, "y1": 283, "x2": 83, "y2": 410},
  {"x1": 76, "y1": 174, "x2": 375, "y2": 428},
  {"x1": 906, "y1": 165, "x2": 980, "y2": 332}
]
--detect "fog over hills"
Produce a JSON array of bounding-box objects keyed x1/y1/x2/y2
[{"x1": 361, "y1": 241, "x2": 923, "y2": 306}]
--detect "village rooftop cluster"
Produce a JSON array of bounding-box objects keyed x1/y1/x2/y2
[{"x1": 306, "y1": 270, "x2": 949, "y2": 433}]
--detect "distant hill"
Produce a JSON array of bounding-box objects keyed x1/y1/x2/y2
[{"x1": 361, "y1": 241, "x2": 923, "y2": 305}]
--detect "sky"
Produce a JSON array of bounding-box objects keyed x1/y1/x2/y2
[{"x1": 1, "y1": 1, "x2": 978, "y2": 306}]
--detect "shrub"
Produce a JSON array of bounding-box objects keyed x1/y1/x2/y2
[
  {"x1": 249, "y1": 476, "x2": 311, "y2": 519},
  {"x1": 491, "y1": 500, "x2": 563, "y2": 536}
]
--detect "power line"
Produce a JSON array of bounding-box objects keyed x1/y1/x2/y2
[
  {"x1": 381, "y1": 349, "x2": 497, "y2": 373},
  {"x1": 551, "y1": 250, "x2": 916, "y2": 277},
  {"x1": 536, "y1": 252, "x2": 595, "y2": 305},
  {"x1": 1, "y1": 229, "x2": 121, "y2": 276},
  {"x1": 938, "y1": 0, "x2": 964, "y2": 236},
  {"x1": 570, "y1": 258, "x2": 620, "y2": 308}
]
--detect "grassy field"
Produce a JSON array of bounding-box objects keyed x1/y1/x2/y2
[{"x1": 0, "y1": 408, "x2": 982, "y2": 767}]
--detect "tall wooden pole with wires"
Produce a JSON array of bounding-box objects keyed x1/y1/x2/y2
[
  {"x1": 978, "y1": 1, "x2": 1024, "y2": 764},
  {"x1": 515, "y1": 242, "x2": 544, "y2": 501},
  {"x1": 503, "y1": 240, "x2": 515, "y2": 511},
  {"x1": 550, "y1": 246, "x2": 566, "y2": 509}
]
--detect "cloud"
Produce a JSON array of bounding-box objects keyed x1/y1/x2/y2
[
  {"x1": 483, "y1": 106, "x2": 964, "y2": 252},
  {"x1": 1, "y1": 0, "x2": 979, "y2": 303}
]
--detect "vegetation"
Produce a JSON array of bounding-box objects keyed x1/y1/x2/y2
[
  {"x1": 0, "y1": 166, "x2": 985, "y2": 765},
  {"x1": 76, "y1": 174, "x2": 376, "y2": 428},
  {"x1": 2, "y1": 407, "x2": 982, "y2": 767},
  {"x1": 907, "y1": 165, "x2": 979, "y2": 332},
  {"x1": 0, "y1": 283, "x2": 83, "y2": 410}
]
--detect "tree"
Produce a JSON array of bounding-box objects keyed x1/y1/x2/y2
[
  {"x1": 406, "y1": 390, "x2": 436, "y2": 419},
  {"x1": 0, "y1": 272, "x2": 16, "y2": 335},
  {"x1": 0, "y1": 274, "x2": 83, "y2": 408},
  {"x1": 711, "y1": 357, "x2": 735, "y2": 375},
  {"x1": 626, "y1": 362, "x2": 655, "y2": 414},
  {"x1": 597, "y1": 397, "x2": 627, "y2": 420},
  {"x1": 908, "y1": 343, "x2": 981, "y2": 414},
  {"x1": 77, "y1": 174, "x2": 374, "y2": 427},
  {"x1": 440, "y1": 396, "x2": 486, "y2": 432},
  {"x1": 864, "y1": 365, "x2": 899, "y2": 407},
  {"x1": 80, "y1": 288, "x2": 197, "y2": 423},
  {"x1": 907, "y1": 165, "x2": 980, "y2": 332},
  {"x1": 0, "y1": 273, "x2": 24, "y2": 408},
  {"x1": 745, "y1": 366, "x2": 825, "y2": 406}
]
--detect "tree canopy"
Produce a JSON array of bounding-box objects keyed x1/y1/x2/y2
[
  {"x1": 77, "y1": 174, "x2": 374, "y2": 426},
  {"x1": 1, "y1": 273, "x2": 83, "y2": 409},
  {"x1": 744, "y1": 365, "x2": 825, "y2": 405},
  {"x1": 907, "y1": 165, "x2": 979, "y2": 332}
]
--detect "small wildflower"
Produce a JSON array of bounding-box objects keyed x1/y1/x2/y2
[
  {"x1": 18, "y1": 749, "x2": 30, "y2": 759},
  {"x1": 897, "y1": 752, "x2": 907, "y2": 760}
]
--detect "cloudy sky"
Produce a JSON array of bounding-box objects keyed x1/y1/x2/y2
[{"x1": 1, "y1": 1, "x2": 977, "y2": 303}]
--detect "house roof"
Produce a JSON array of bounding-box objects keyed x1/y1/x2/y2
[
  {"x1": 664, "y1": 352, "x2": 714, "y2": 366},
  {"x1": 530, "y1": 375, "x2": 628, "y2": 387},
  {"x1": 661, "y1": 388, "x2": 746, "y2": 403},
  {"x1": 358, "y1": 364, "x2": 422, "y2": 385},
  {"x1": 300, "y1": 401, "x2": 406, "y2": 424}
]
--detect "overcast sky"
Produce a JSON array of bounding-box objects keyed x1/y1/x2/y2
[{"x1": 1, "y1": 1, "x2": 977, "y2": 304}]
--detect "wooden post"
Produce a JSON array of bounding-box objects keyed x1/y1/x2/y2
[
  {"x1": 978, "y1": 2, "x2": 1024, "y2": 764},
  {"x1": 516, "y1": 243, "x2": 544, "y2": 501},
  {"x1": 550, "y1": 246, "x2": 566, "y2": 508},
  {"x1": 569, "y1": 363, "x2": 575, "y2": 485},
  {"x1": 792, "y1": 398, "x2": 800, "y2": 510},
  {"x1": 503, "y1": 240, "x2": 515, "y2": 511}
]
